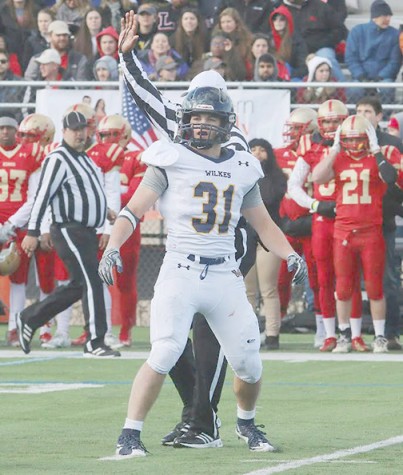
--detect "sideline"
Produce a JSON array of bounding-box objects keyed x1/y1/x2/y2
[{"x1": 243, "y1": 435, "x2": 403, "y2": 474}]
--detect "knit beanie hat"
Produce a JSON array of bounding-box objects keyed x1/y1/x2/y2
[{"x1": 371, "y1": 0, "x2": 393, "y2": 19}]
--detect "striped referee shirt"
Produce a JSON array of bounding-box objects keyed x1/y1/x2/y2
[
  {"x1": 27, "y1": 140, "x2": 107, "y2": 237},
  {"x1": 119, "y1": 51, "x2": 250, "y2": 151}
]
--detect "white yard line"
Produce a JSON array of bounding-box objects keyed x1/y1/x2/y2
[
  {"x1": 243, "y1": 436, "x2": 403, "y2": 475},
  {"x1": 1, "y1": 350, "x2": 403, "y2": 362}
]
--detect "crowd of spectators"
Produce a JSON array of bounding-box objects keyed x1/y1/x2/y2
[{"x1": 1, "y1": 0, "x2": 403, "y2": 119}]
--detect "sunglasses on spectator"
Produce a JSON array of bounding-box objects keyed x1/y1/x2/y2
[{"x1": 0, "y1": 59, "x2": 8, "y2": 64}]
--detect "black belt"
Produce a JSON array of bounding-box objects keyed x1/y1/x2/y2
[{"x1": 187, "y1": 254, "x2": 227, "y2": 265}]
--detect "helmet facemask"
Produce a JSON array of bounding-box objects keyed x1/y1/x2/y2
[
  {"x1": 340, "y1": 115, "x2": 370, "y2": 160},
  {"x1": 176, "y1": 87, "x2": 236, "y2": 149}
]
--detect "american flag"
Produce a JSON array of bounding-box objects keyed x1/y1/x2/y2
[{"x1": 121, "y1": 80, "x2": 158, "y2": 151}]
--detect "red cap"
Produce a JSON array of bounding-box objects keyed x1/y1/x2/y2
[{"x1": 387, "y1": 117, "x2": 400, "y2": 130}]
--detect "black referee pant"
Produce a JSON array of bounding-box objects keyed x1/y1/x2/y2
[{"x1": 21, "y1": 222, "x2": 107, "y2": 347}]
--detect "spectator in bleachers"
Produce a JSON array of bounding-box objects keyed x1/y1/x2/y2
[
  {"x1": 278, "y1": 0, "x2": 346, "y2": 82},
  {"x1": 212, "y1": 7, "x2": 253, "y2": 79},
  {"x1": 135, "y1": 3, "x2": 159, "y2": 50},
  {"x1": 98, "y1": 0, "x2": 133, "y2": 33},
  {"x1": 155, "y1": 0, "x2": 198, "y2": 37},
  {"x1": 345, "y1": 0, "x2": 402, "y2": 105},
  {"x1": 203, "y1": 55, "x2": 226, "y2": 78},
  {"x1": 326, "y1": 0, "x2": 348, "y2": 64},
  {"x1": 0, "y1": 48, "x2": 25, "y2": 122},
  {"x1": 0, "y1": 0, "x2": 39, "y2": 70},
  {"x1": 73, "y1": 8, "x2": 104, "y2": 61},
  {"x1": 171, "y1": 7, "x2": 207, "y2": 67},
  {"x1": 268, "y1": 5, "x2": 307, "y2": 80},
  {"x1": 22, "y1": 8, "x2": 55, "y2": 72},
  {"x1": 296, "y1": 55, "x2": 346, "y2": 104},
  {"x1": 253, "y1": 52, "x2": 279, "y2": 82},
  {"x1": 250, "y1": 33, "x2": 270, "y2": 67},
  {"x1": 93, "y1": 55, "x2": 118, "y2": 82},
  {"x1": 24, "y1": 20, "x2": 90, "y2": 80},
  {"x1": 96, "y1": 25, "x2": 119, "y2": 60},
  {"x1": 0, "y1": 34, "x2": 22, "y2": 76},
  {"x1": 155, "y1": 54, "x2": 178, "y2": 81},
  {"x1": 217, "y1": 0, "x2": 273, "y2": 35},
  {"x1": 387, "y1": 112, "x2": 403, "y2": 140},
  {"x1": 138, "y1": 31, "x2": 189, "y2": 80},
  {"x1": 197, "y1": 0, "x2": 223, "y2": 32},
  {"x1": 53, "y1": 0, "x2": 90, "y2": 29}
]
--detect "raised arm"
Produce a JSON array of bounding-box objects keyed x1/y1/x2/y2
[{"x1": 119, "y1": 11, "x2": 177, "y2": 140}]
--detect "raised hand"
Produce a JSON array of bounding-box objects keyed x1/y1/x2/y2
[
  {"x1": 331, "y1": 125, "x2": 341, "y2": 154},
  {"x1": 119, "y1": 10, "x2": 139, "y2": 54},
  {"x1": 366, "y1": 123, "x2": 380, "y2": 154}
]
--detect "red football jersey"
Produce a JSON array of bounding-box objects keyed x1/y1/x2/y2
[
  {"x1": 0, "y1": 143, "x2": 42, "y2": 222},
  {"x1": 298, "y1": 135, "x2": 336, "y2": 202},
  {"x1": 332, "y1": 149, "x2": 397, "y2": 233},
  {"x1": 87, "y1": 143, "x2": 125, "y2": 174},
  {"x1": 120, "y1": 150, "x2": 147, "y2": 207},
  {"x1": 275, "y1": 146, "x2": 312, "y2": 220}
]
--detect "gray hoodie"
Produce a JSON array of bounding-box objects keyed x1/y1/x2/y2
[
  {"x1": 93, "y1": 56, "x2": 119, "y2": 81},
  {"x1": 253, "y1": 53, "x2": 278, "y2": 82}
]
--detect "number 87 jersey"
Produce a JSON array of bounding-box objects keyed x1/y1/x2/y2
[{"x1": 141, "y1": 141, "x2": 263, "y2": 257}]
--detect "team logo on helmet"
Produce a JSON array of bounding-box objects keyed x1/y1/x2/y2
[
  {"x1": 339, "y1": 115, "x2": 370, "y2": 159},
  {"x1": 176, "y1": 87, "x2": 236, "y2": 149},
  {"x1": 283, "y1": 107, "x2": 318, "y2": 147},
  {"x1": 17, "y1": 114, "x2": 55, "y2": 146},
  {"x1": 97, "y1": 114, "x2": 132, "y2": 148},
  {"x1": 317, "y1": 100, "x2": 348, "y2": 140}
]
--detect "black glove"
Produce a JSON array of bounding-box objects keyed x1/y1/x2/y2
[
  {"x1": 315, "y1": 200, "x2": 336, "y2": 219},
  {"x1": 287, "y1": 253, "x2": 308, "y2": 285},
  {"x1": 281, "y1": 215, "x2": 312, "y2": 237}
]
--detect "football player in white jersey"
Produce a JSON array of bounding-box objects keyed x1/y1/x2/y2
[{"x1": 99, "y1": 87, "x2": 307, "y2": 457}]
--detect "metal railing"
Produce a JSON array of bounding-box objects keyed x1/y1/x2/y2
[{"x1": 2, "y1": 80, "x2": 403, "y2": 112}]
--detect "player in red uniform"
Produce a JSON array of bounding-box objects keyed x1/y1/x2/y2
[
  {"x1": 288, "y1": 100, "x2": 366, "y2": 352},
  {"x1": 95, "y1": 114, "x2": 145, "y2": 346},
  {"x1": 312, "y1": 115, "x2": 402, "y2": 353},
  {"x1": 87, "y1": 115, "x2": 127, "y2": 348},
  {"x1": 0, "y1": 116, "x2": 42, "y2": 345},
  {"x1": 275, "y1": 108, "x2": 324, "y2": 347}
]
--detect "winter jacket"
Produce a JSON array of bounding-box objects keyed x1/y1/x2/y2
[
  {"x1": 96, "y1": 26, "x2": 119, "y2": 60},
  {"x1": 280, "y1": 0, "x2": 344, "y2": 53},
  {"x1": 345, "y1": 21, "x2": 401, "y2": 81},
  {"x1": 138, "y1": 48, "x2": 189, "y2": 80},
  {"x1": 22, "y1": 31, "x2": 50, "y2": 73},
  {"x1": 219, "y1": 0, "x2": 274, "y2": 34},
  {"x1": 24, "y1": 49, "x2": 90, "y2": 81},
  {"x1": 268, "y1": 5, "x2": 308, "y2": 79},
  {"x1": 0, "y1": 70, "x2": 25, "y2": 122}
]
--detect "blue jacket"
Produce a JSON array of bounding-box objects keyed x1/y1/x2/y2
[{"x1": 345, "y1": 21, "x2": 401, "y2": 80}]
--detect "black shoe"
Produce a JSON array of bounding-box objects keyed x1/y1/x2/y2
[
  {"x1": 83, "y1": 343, "x2": 121, "y2": 357},
  {"x1": 16, "y1": 313, "x2": 33, "y2": 354},
  {"x1": 387, "y1": 336, "x2": 402, "y2": 351},
  {"x1": 236, "y1": 423, "x2": 275, "y2": 452},
  {"x1": 116, "y1": 429, "x2": 148, "y2": 458},
  {"x1": 161, "y1": 421, "x2": 190, "y2": 446},
  {"x1": 173, "y1": 429, "x2": 223, "y2": 449},
  {"x1": 265, "y1": 335, "x2": 279, "y2": 350}
]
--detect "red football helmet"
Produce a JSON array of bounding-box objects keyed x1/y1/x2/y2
[
  {"x1": 283, "y1": 107, "x2": 318, "y2": 148},
  {"x1": 317, "y1": 99, "x2": 348, "y2": 140},
  {"x1": 339, "y1": 115, "x2": 370, "y2": 159},
  {"x1": 17, "y1": 114, "x2": 55, "y2": 146},
  {"x1": 96, "y1": 114, "x2": 132, "y2": 148}
]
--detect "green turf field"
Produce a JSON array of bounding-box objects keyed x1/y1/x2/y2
[{"x1": 1, "y1": 326, "x2": 403, "y2": 475}]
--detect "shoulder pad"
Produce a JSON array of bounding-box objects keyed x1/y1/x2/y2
[
  {"x1": 236, "y1": 151, "x2": 264, "y2": 179},
  {"x1": 141, "y1": 140, "x2": 179, "y2": 168}
]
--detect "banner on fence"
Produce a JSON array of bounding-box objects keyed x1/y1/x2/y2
[{"x1": 36, "y1": 87, "x2": 290, "y2": 147}]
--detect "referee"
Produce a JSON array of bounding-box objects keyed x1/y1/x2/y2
[{"x1": 17, "y1": 111, "x2": 120, "y2": 357}]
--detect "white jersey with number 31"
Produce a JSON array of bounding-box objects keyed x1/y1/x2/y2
[{"x1": 142, "y1": 141, "x2": 263, "y2": 257}]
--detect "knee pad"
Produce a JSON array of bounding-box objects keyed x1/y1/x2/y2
[
  {"x1": 147, "y1": 339, "x2": 185, "y2": 374},
  {"x1": 229, "y1": 350, "x2": 262, "y2": 384}
]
